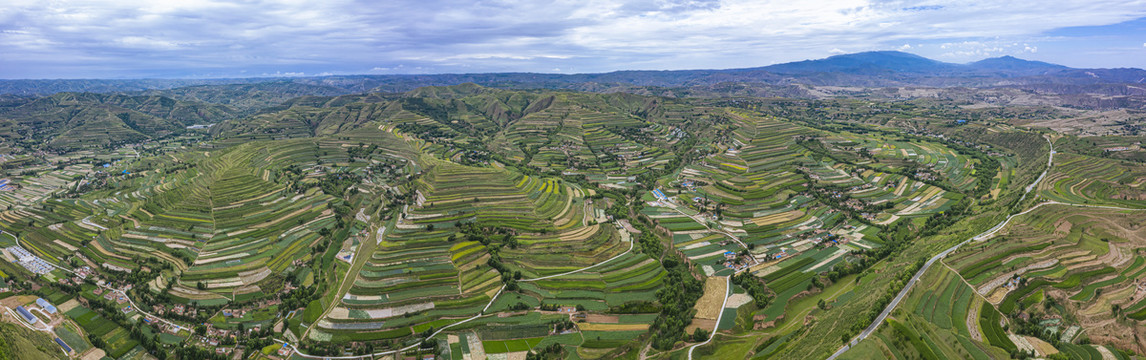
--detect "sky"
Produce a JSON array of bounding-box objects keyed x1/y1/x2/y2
[{"x1": 1, "y1": 0, "x2": 1146, "y2": 79}]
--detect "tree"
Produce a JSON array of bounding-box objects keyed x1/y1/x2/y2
[{"x1": 692, "y1": 328, "x2": 709, "y2": 342}]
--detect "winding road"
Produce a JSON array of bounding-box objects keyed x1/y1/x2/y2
[
  {"x1": 827, "y1": 136, "x2": 1056, "y2": 360},
  {"x1": 687, "y1": 276, "x2": 732, "y2": 360}
]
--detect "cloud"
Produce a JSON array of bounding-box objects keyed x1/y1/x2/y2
[
  {"x1": 0, "y1": 0, "x2": 1145, "y2": 78},
  {"x1": 116, "y1": 36, "x2": 183, "y2": 50}
]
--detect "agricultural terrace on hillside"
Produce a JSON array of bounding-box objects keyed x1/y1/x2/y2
[
  {"x1": 1, "y1": 136, "x2": 416, "y2": 307},
  {"x1": 667, "y1": 113, "x2": 893, "y2": 279},
  {"x1": 841, "y1": 266, "x2": 1014, "y2": 359},
  {"x1": 1038, "y1": 153, "x2": 1146, "y2": 208},
  {"x1": 315, "y1": 160, "x2": 633, "y2": 344},
  {"x1": 943, "y1": 204, "x2": 1146, "y2": 352},
  {"x1": 492, "y1": 93, "x2": 680, "y2": 177}
]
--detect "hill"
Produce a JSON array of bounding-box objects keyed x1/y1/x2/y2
[
  {"x1": 0, "y1": 92, "x2": 237, "y2": 149},
  {"x1": 135, "y1": 81, "x2": 351, "y2": 114},
  {"x1": 0, "y1": 83, "x2": 1143, "y2": 359},
  {"x1": 0, "y1": 322, "x2": 68, "y2": 360}
]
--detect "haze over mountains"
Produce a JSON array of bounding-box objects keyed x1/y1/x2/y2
[
  {"x1": 2, "y1": 51, "x2": 1144, "y2": 97},
  {"x1": 3, "y1": 51, "x2": 1144, "y2": 151}
]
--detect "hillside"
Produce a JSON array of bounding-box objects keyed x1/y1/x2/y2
[
  {"x1": 0, "y1": 83, "x2": 1142, "y2": 360},
  {"x1": 0, "y1": 92, "x2": 237, "y2": 149},
  {"x1": 0, "y1": 322, "x2": 68, "y2": 360},
  {"x1": 135, "y1": 81, "x2": 351, "y2": 114}
]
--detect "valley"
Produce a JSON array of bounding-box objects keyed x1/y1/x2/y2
[{"x1": 0, "y1": 70, "x2": 1144, "y2": 360}]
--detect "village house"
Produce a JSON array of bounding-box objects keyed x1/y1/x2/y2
[{"x1": 276, "y1": 344, "x2": 294, "y2": 357}]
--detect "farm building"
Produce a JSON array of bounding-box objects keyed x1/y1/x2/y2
[
  {"x1": 36, "y1": 298, "x2": 57, "y2": 314},
  {"x1": 54, "y1": 338, "x2": 72, "y2": 353},
  {"x1": 277, "y1": 344, "x2": 293, "y2": 357},
  {"x1": 15, "y1": 306, "x2": 37, "y2": 324}
]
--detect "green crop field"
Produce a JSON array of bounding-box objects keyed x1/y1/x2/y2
[{"x1": 0, "y1": 80, "x2": 1142, "y2": 360}]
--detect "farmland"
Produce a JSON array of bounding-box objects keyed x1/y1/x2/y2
[
  {"x1": 0, "y1": 81, "x2": 1142, "y2": 360},
  {"x1": 832, "y1": 136, "x2": 1146, "y2": 360}
]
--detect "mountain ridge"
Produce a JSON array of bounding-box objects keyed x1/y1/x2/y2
[{"x1": 0, "y1": 51, "x2": 1142, "y2": 97}]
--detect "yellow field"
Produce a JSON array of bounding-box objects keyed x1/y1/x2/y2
[
  {"x1": 694, "y1": 276, "x2": 728, "y2": 320},
  {"x1": 750, "y1": 210, "x2": 805, "y2": 227},
  {"x1": 721, "y1": 162, "x2": 747, "y2": 171},
  {"x1": 576, "y1": 323, "x2": 651, "y2": 331}
]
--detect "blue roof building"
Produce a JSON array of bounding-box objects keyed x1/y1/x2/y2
[
  {"x1": 55, "y1": 338, "x2": 72, "y2": 353},
  {"x1": 15, "y1": 306, "x2": 37, "y2": 324},
  {"x1": 36, "y1": 298, "x2": 57, "y2": 314}
]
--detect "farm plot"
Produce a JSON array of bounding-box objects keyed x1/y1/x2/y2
[
  {"x1": 1, "y1": 139, "x2": 381, "y2": 305},
  {"x1": 1038, "y1": 153, "x2": 1146, "y2": 208},
  {"x1": 844, "y1": 266, "x2": 1007, "y2": 360},
  {"x1": 66, "y1": 305, "x2": 140, "y2": 359},
  {"x1": 322, "y1": 161, "x2": 631, "y2": 343},
  {"x1": 888, "y1": 205, "x2": 1146, "y2": 358}
]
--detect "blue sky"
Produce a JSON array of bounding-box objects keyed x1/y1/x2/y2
[{"x1": 1, "y1": 0, "x2": 1145, "y2": 79}]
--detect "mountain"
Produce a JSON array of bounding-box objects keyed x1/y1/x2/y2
[
  {"x1": 0, "y1": 92, "x2": 238, "y2": 149},
  {"x1": 0, "y1": 78, "x2": 263, "y2": 96},
  {"x1": 761, "y1": 51, "x2": 961, "y2": 75},
  {"x1": 0, "y1": 51, "x2": 1142, "y2": 101},
  {"x1": 759, "y1": 52, "x2": 1075, "y2": 78},
  {"x1": 134, "y1": 81, "x2": 351, "y2": 114},
  {"x1": 968, "y1": 55, "x2": 1068, "y2": 75}
]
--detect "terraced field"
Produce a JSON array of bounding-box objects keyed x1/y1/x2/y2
[
  {"x1": 313, "y1": 159, "x2": 640, "y2": 344},
  {"x1": 840, "y1": 266, "x2": 1009, "y2": 359},
  {"x1": 3, "y1": 132, "x2": 424, "y2": 305},
  {"x1": 949, "y1": 205, "x2": 1146, "y2": 351},
  {"x1": 664, "y1": 110, "x2": 982, "y2": 294},
  {"x1": 1039, "y1": 152, "x2": 1146, "y2": 208},
  {"x1": 6, "y1": 84, "x2": 1136, "y2": 360},
  {"x1": 842, "y1": 203, "x2": 1146, "y2": 360}
]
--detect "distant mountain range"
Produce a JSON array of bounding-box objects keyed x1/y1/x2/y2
[
  {"x1": 1, "y1": 51, "x2": 1144, "y2": 98},
  {"x1": 758, "y1": 51, "x2": 1068, "y2": 76}
]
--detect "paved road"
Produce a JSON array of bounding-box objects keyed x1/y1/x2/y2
[
  {"x1": 9, "y1": 230, "x2": 195, "y2": 334},
  {"x1": 687, "y1": 276, "x2": 732, "y2": 360},
  {"x1": 300, "y1": 220, "x2": 383, "y2": 341},
  {"x1": 522, "y1": 233, "x2": 633, "y2": 282},
  {"x1": 827, "y1": 136, "x2": 1055, "y2": 360}
]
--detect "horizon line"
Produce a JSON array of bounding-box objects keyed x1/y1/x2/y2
[{"x1": 4, "y1": 50, "x2": 1144, "y2": 81}]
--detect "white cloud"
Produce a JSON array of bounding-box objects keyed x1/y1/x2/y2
[
  {"x1": 261, "y1": 71, "x2": 305, "y2": 77},
  {"x1": 116, "y1": 36, "x2": 182, "y2": 50},
  {"x1": 1, "y1": 0, "x2": 1145, "y2": 77}
]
